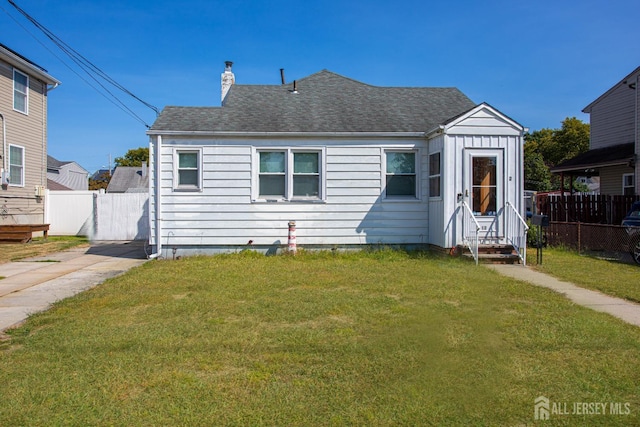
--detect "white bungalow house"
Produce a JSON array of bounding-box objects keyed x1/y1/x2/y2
[{"x1": 147, "y1": 63, "x2": 528, "y2": 260}]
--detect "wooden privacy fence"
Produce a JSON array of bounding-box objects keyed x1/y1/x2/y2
[{"x1": 538, "y1": 194, "x2": 640, "y2": 224}]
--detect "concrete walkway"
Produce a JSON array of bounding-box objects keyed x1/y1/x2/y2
[
  {"x1": 489, "y1": 264, "x2": 640, "y2": 327},
  {"x1": 0, "y1": 241, "x2": 147, "y2": 332}
]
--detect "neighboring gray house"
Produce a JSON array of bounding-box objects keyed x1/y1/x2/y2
[
  {"x1": 146, "y1": 64, "x2": 527, "y2": 258},
  {"x1": 46, "y1": 155, "x2": 88, "y2": 191},
  {"x1": 106, "y1": 165, "x2": 149, "y2": 193},
  {"x1": 553, "y1": 66, "x2": 639, "y2": 195}
]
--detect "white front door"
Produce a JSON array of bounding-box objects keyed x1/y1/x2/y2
[{"x1": 465, "y1": 149, "x2": 504, "y2": 241}]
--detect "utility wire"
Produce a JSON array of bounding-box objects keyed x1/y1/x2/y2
[{"x1": 4, "y1": 0, "x2": 159, "y2": 127}]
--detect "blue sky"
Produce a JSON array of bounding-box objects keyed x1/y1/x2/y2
[{"x1": 2, "y1": 0, "x2": 639, "y2": 174}]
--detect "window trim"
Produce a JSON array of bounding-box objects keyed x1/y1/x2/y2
[
  {"x1": 428, "y1": 151, "x2": 442, "y2": 199},
  {"x1": 252, "y1": 147, "x2": 326, "y2": 203},
  {"x1": 383, "y1": 148, "x2": 421, "y2": 201},
  {"x1": 173, "y1": 148, "x2": 203, "y2": 192},
  {"x1": 8, "y1": 144, "x2": 25, "y2": 187},
  {"x1": 13, "y1": 69, "x2": 29, "y2": 115},
  {"x1": 623, "y1": 173, "x2": 635, "y2": 196}
]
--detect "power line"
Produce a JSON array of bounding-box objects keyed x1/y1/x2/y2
[{"x1": 4, "y1": 0, "x2": 159, "y2": 127}]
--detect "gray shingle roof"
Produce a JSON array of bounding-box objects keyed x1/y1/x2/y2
[
  {"x1": 150, "y1": 70, "x2": 476, "y2": 133},
  {"x1": 47, "y1": 155, "x2": 70, "y2": 171},
  {"x1": 106, "y1": 166, "x2": 149, "y2": 193}
]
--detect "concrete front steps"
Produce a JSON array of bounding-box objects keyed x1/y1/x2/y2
[{"x1": 458, "y1": 244, "x2": 522, "y2": 264}]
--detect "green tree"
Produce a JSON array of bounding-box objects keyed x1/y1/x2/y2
[
  {"x1": 523, "y1": 117, "x2": 590, "y2": 192},
  {"x1": 114, "y1": 147, "x2": 149, "y2": 167}
]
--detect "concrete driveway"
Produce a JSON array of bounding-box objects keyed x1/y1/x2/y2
[{"x1": 0, "y1": 241, "x2": 148, "y2": 332}]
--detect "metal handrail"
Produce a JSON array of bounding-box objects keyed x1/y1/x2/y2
[
  {"x1": 460, "y1": 200, "x2": 480, "y2": 265},
  {"x1": 505, "y1": 201, "x2": 529, "y2": 265}
]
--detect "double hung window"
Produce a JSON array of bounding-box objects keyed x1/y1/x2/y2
[
  {"x1": 13, "y1": 69, "x2": 28, "y2": 114},
  {"x1": 174, "y1": 149, "x2": 202, "y2": 190},
  {"x1": 385, "y1": 151, "x2": 417, "y2": 198},
  {"x1": 256, "y1": 149, "x2": 323, "y2": 201},
  {"x1": 9, "y1": 145, "x2": 25, "y2": 186}
]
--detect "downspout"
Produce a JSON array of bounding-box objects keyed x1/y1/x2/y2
[
  {"x1": 0, "y1": 112, "x2": 5, "y2": 178},
  {"x1": 148, "y1": 134, "x2": 163, "y2": 259},
  {"x1": 42, "y1": 81, "x2": 46, "y2": 191}
]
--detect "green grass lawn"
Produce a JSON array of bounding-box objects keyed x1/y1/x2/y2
[
  {"x1": 0, "y1": 235, "x2": 89, "y2": 264},
  {"x1": 530, "y1": 247, "x2": 640, "y2": 303},
  {"x1": 1, "y1": 250, "x2": 639, "y2": 425}
]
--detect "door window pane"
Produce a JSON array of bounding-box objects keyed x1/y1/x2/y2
[{"x1": 472, "y1": 157, "x2": 497, "y2": 215}]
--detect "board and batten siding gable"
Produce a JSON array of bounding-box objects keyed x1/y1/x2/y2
[
  {"x1": 438, "y1": 105, "x2": 525, "y2": 248},
  {"x1": 0, "y1": 55, "x2": 49, "y2": 224},
  {"x1": 587, "y1": 82, "x2": 636, "y2": 150},
  {"x1": 150, "y1": 138, "x2": 430, "y2": 248}
]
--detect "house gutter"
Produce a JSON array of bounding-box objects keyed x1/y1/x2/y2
[
  {"x1": 146, "y1": 130, "x2": 427, "y2": 138},
  {"x1": 148, "y1": 135, "x2": 163, "y2": 259},
  {"x1": 424, "y1": 125, "x2": 445, "y2": 139}
]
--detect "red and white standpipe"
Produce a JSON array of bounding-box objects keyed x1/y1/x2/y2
[{"x1": 288, "y1": 220, "x2": 297, "y2": 253}]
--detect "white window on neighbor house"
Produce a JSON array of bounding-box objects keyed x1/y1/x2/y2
[
  {"x1": 385, "y1": 150, "x2": 418, "y2": 199},
  {"x1": 255, "y1": 148, "x2": 324, "y2": 201},
  {"x1": 9, "y1": 144, "x2": 25, "y2": 186},
  {"x1": 623, "y1": 173, "x2": 635, "y2": 195},
  {"x1": 13, "y1": 69, "x2": 29, "y2": 114},
  {"x1": 174, "y1": 149, "x2": 202, "y2": 191},
  {"x1": 429, "y1": 152, "x2": 441, "y2": 198}
]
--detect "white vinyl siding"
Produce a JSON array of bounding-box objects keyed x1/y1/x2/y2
[
  {"x1": 13, "y1": 69, "x2": 29, "y2": 114},
  {"x1": 150, "y1": 140, "x2": 429, "y2": 249},
  {"x1": 8, "y1": 144, "x2": 25, "y2": 186}
]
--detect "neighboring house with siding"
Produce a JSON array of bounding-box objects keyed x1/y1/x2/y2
[
  {"x1": 47, "y1": 155, "x2": 88, "y2": 190},
  {"x1": 552, "y1": 66, "x2": 639, "y2": 195},
  {"x1": 147, "y1": 64, "x2": 526, "y2": 257},
  {"x1": 0, "y1": 43, "x2": 60, "y2": 224}
]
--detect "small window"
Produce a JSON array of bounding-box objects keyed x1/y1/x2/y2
[
  {"x1": 385, "y1": 151, "x2": 416, "y2": 197},
  {"x1": 255, "y1": 149, "x2": 323, "y2": 201},
  {"x1": 623, "y1": 173, "x2": 635, "y2": 196},
  {"x1": 175, "y1": 150, "x2": 201, "y2": 190},
  {"x1": 9, "y1": 145, "x2": 25, "y2": 186},
  {"x1": 429, "y1": 152, "x2": 441, "y2": 198},
  {"x1": 13, "y1": 69, "x2": 28, "y2": 114}
]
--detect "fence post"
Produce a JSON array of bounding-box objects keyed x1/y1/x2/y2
[{"x1": 577, "y1": 222, "x2": 581, "y2": 253}]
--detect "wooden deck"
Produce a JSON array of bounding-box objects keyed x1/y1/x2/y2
[{"x1": 0, "y1": 224, "x2": 50, "y2": 243}]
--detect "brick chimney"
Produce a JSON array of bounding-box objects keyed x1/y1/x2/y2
[{"x1": 221, "y1": 61, "x2": 235, "y2": 104}]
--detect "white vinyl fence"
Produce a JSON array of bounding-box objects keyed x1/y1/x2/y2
[{"x1": 45, "y1": 190, "x2": 149, "y2": 241}]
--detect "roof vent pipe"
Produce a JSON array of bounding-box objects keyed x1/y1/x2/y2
[
  {"x1": 280, "y1": 68, "x2": 286, "y2": 85},
  {"x1": 292, "y1": 80, "x2": 298, "y2": 94}
]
